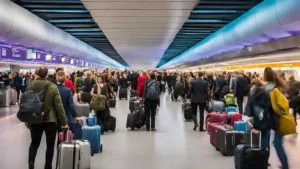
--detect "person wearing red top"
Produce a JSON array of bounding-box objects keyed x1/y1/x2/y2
[
  {"x1": 137, "y1": 72, "x2": 147, "y2": 98},
  {"x1": 65, "y1": 73, "x2": 76, "y2": 95}
]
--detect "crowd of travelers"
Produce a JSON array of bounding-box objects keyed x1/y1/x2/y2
[{"x1": 1, "y1": 66, "x2": 299, "y2": 169}]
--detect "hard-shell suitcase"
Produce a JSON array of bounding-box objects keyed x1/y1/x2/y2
[
  {"x1": 75, "y1": 102, "x2": 90, "y2": 117},
  {"x1": 216, "y1": 125, "x2": 244, "y2": 156},
  {"x1": 129, "y1": 97, "x2": 138, "y2": 112},
  {"x1": 82, "y1": 125, "x2": 102, "y2": 153},
  {"x1": 235, "y1": 132, "x2": 268, "y2": 169},
  {"x1": 230, "y1": 113, "x2": 242, "y2": 126},
  {"x1": 234, "y1": 121, "x2": 247, "y2": 132},
  {"x1": 119, "y1": 88, "x2": 127, "y2": 100},
  {"x1": 225, "y1": 106, "x2": 237, "y2": 113},
  {"x1": 72, "y1": 140, "x2": 92, "y2": 169},
  {"x1": 56, "y1": 142, "x2": 81, "y2": 169},
  {"x1": 77, "y1": 116, "x2": 87, "y2": 126},
  {"x1": 209, "y1": 123, "x2": 223, "y2": 147},
  {"x1": 184, "y1": 107, "x2": 193, "y2": 121},
  {"x1": 211, "y1": 100, "x2": 225, "y2": 112},
  {"x1": 9, "y1": 89, "x2": 17, "y2": 105},
  {"x1": 206, "y1": 112, "x2": 228, "y2": 132},
  {"x1": 130, "y1": 90, "x2": 138, "y2": 98},
  {"x1": 87, "y1": 116, "x2": 97, "y2": 126},
  {"x1": 102, "y1": 116, "x2": 116, "y2": 132},
  {"x1": 109, "y1": 98, "x2": 116, "y2": 108}
]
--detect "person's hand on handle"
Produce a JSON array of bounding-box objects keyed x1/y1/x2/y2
[
  {"x1": 62, "y1": 124, "x2": 69, "y2": 129},
  {"x1": 251, "y1": 128, "x2": 260, "y2": 134}
]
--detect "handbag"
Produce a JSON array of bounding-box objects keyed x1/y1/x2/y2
[{"x1": 90, "y1": 84, "x2": 106, "y2": 111}]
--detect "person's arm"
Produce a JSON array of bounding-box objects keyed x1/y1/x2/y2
[
  {"x1": 52, "y1": 86, "x2": 68, "y2": 126},
  {"x1": 90, "y1": 84, "x2": 96, "y2": 96},
  {"x1": 67, "y1": 90, "x2": 77, "y2": 118}
]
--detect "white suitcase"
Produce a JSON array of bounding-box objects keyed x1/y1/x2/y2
[{"x1": 9, "y1": 89, "x2": 17, "y2": 105}]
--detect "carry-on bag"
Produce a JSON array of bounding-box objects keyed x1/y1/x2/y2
[
  {"x1": 130, "y1": 90, "x2": 139, "y2": 98},
  {"x1": 184, "y1": 107, "x2": 193, "y2": 121},
  {"x1": 211, "y1": 100, "x2": 225, "y2": 112},
  {"x1": 119, "y1": 88, "x2": 127, "y2": 100},
  {"x1": 72, "y1": 140, "x2": 92, "y2": 169},
  {"x1": 129, "y1": 97, "x2": 138, "y2": 112},
  {"x1": 59, "y1": 129, "x2": 73, "y2": 143},
  {"x1": 205, "y1": 112, "x2": 227, "y2": 132},
  {"x1": 224, "y1": 93, "x2": 235, "y2": 106},
  {"x1": 234, "y1": 120, "x2": 247, "y2": 132},
  {"x1": 75, "y1": 102, "x2": 90, "y2": 117},
  {"x1": 216, "y1": 125, "x2": 244, "y2": 156},
  {"x1": 230, "y1": 113, "x2": 243, "y2": 126},
  {"x1": 102, "y1": 116, "x2": 116, "y2": 132},
  {"x1": 235, "y1": 132, "x2": 268, "y2": 169},
  {"x1": 225, "y1": 106, "x2": 237, "y2": 113},
  {"x1": 109, "y1": 98, "x2": 116, "y2": 108},
  {"x1": 126, "y1": 110, "x2": 143, "y2": 130},
  {"x1": 87, "y1": 116, "x2": 97, "y2": 126},
  {"x1": 209, "y1": 123, "x2": 223, "y2": 147},
  {"x1": 56, "y1": 138, "x2": 80, "y2": 169},
  {"x1": 82, "y1": 125, "x2": 102, "y2": 153},
  {"x1": 9, "y1": 89, "x2": 17, "y2": 105}
]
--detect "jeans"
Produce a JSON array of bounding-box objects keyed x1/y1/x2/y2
[
  {"x1": 29, "y1": 123, "x2": 57, "y2": 169},
  {"x1": 145, "y1": 99, "x2": 158, "y2": 129},
  {"x1": 274, "y1": 131, "x2": 289, "y2": 169},
  {"x1": 260, "y1": 130, "x2": 271, "y2": 151},
  {"x1": 191, "y1": 103, "x2": 206, "y2": 130},
  {"x1": 15, "y1": 86, "x2": 22, "y2": 100}
]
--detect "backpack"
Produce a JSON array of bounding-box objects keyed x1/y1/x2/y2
[
  {"x1": 17, "y1": 82, "x2": 51, "y2": 124},
  {"x1": 251, "y1": 84, "x2": 274, "y2": 131},
  {"x1": 145, "y1": 80, "x2": 159, "y2": 100},
  {"x1": 224, "y1": 93, "x2": 235, "y2": 106}
]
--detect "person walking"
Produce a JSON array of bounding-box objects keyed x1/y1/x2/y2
[
  {"x1": 188, "y1": 72, "x2": 210, "y2": 132},
  {"x1": 13, "y1": 72, "x2": 23, "y2": 101},
  {"x1": 236, "y1": 70, "x2": 250, "y2": 114},
  {"x1": 144, "y1": 73, "x2": 160, "y2": 131},
  {"x1": 27, "y1": 66, "x2": 68, "y2": 169}
]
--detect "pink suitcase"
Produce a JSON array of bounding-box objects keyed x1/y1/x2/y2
[
  {"x1": 209, "y1": 123, "x2": 223, "y2": 147},
  {"x1": 58, "y1": 130, "x2": 73, "y2": 142},
  {"x1": 206, "y1": 112, "x2": 227, "y2": 132}
]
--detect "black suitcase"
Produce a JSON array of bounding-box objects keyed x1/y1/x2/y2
[
  {"x1": 102, "y1": 116, "x2": 116, "y2": 132},
  {"x1": 109, "y1": 98, "x2": 116, "y2": 108},
  {"x1": 184, "y1": 107, "x2": 193, "y2": 121},
  {"x1": 130, "y1": 90, "x2": 138, "y2": 98},
  {"x1": 215, "y1": 125, "x2": 244, "y2": 156},
  {"x1": 126, "y1": 110, "x2": 143, "y2": 130},
  {"x1": 119, "y1": 88, "x2": 127, "y2": 100},
  {"x1": 235, "y1": 132, "x2": 268, "y2": 169},
  {"x1": 129, "y1": 97, "x2": 138, "y2": 112}
]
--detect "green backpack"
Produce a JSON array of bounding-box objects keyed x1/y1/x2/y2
[
  {"x1": 90, "y1": 95, "x2": 106, "y2": 111},
  {"x1": 224, "y1": 93, "x2": 235, "y2": 106}
]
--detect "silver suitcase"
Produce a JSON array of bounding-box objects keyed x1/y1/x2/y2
[
  {"x1": 75, "y1": 102, "x2": 90, "y2": 117},
  {"x1": 9, "y1": 89, "x2": 17, "y2": 105},
  {"x1": 78, "y1": 116, "x2": 87, "y2": 126},
  {"x1": 57, "y1": 140, "x2": 91, "y2": 169},
  {"x1": 57, "y1": 142, "x2": 80, "y2": 169}
]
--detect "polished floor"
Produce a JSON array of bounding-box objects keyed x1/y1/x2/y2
[{"x1": 0, "y1": 92, "x2": 299, "y2": 169}]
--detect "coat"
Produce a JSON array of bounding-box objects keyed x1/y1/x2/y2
[
  {"x1": 137, "y1": 75, "x2": 147, "y2": 97},
  {"x1": 188, "y1": 78, "x2": 209, "y2": 104},
  {"x1": 57, "y1": 84, "x2": 77, "y2": 125},
  {"x1": 26, "y1": 78, "x2": 67, "y2": 125}
]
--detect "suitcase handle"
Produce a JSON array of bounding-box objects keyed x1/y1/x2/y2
[{"x1": 250, "y1": 130, "x2": 262, "y2": 150}]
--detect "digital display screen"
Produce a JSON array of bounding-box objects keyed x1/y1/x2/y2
[
  {"x1": 60, "y1": 56, "x2": 66, "y2": 63},
  {"x1": 0, "y1": 46, "x2": 12, "y2": 61},
  {"x1": 46, "y1": 53, "x2": 52, "y2": 61},
  {"x1": 52, "y1": 55, "x2": 60, "y2": 63},
  {"x1": 11, "y1": 47, "x2": 26, "y2": 60},
  {"x1": 27, "y1": 49, "x2": 36, "y2": 60},
  {"x1": 35, "y1": 52, "x2": 46, "y2": 62}
]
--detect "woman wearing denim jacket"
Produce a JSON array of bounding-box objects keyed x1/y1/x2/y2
[{"x1": 246, "y1": 67, "x2": 289, "y2": 169}]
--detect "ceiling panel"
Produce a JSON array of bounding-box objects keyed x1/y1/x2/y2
[
  {"x1": 90, "y1": 10, "x2": 192, "y2": 17},
  {"x1": 94, "y1": 16, "x2": 187, "y2": 23},
  {"x1": 97, "y1": 23, "x2": 184, "y2": 29},
  {"x1": 157, "y1": 0, "x2": 264, "y2": 68},
  {"x1": 13, "y1": 0, "x2": 129, "y2": 67}
]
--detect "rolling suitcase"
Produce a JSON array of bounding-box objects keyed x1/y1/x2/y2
[
  {"x1": 109, "y1": 98, "x2": 116, "y2": 108},
  {"x1": 9, "y1": 89, "x2": 17, "y2": 105},
  {"x1": 211, "y1": 100, "x2": 225, "y2": 112},
  {"x1": 225, "y1": 106, "x2": 237, "y2": 113},
  {"x1": 119, "y1": 88, "x2": 127, "y2": 100},
  {"x1": 75, "y1": 102, "x2": 90, "y2": 117},
  {"x1": 234, "y1": 120, "x2": 248, "y2": 132},
  {"x1": 72, "y1": 140, "x2": 92, "y2": 169},
  {"x1": 184, "y1": 107, "x2": 193, "y2": 121},
  {"x1": 77, "y1": 116, "x2": 87, "y2": 126},
  {"x1": 130, "y1": 90, "x2": 138, "y2": 98},
  {"x1": 129, "y1": 97, "x2": 138, "y2": 112},
  {"x1": 56, "y1": 142, "x2": 80, "y2": 169},
  {"x1": 102, "y1": 116, "x2": 116, "y2": 132},
  {"x1": 82, "y1": 125, "x2": 102, "y2": 153},
  {"x1": 230, "y1": 113, "x2": 242, "y2": 126},
  {"x1": 126, "y1": 110, "x2": 143, "y2": 130},
  {"x1": 235, "y1": 132, "x2": 268, "y2": 169},
  {"x1": 209, "y1": 123, "x2": 223, "y2": 147},
  {"x1": 216, "y1": 125, "x2": 244, "y2": 156},
  {"x1": 205, "y1": 112, "x2": 228, "y2": 132}
]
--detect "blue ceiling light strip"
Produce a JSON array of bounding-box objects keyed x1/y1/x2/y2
[
  {"x1": 191, "y1": 10, "x2": 237, "y2": 14},
  {"x1": 156, "y1": 0, "x2": 263, "y2": 68},
  {"x1": 159, "y1": 0, "x2": 300, "y2": 69}
]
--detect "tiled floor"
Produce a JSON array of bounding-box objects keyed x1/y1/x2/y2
[{"x1": 0, "y1": 92, "x2": 299, "y2": 169}]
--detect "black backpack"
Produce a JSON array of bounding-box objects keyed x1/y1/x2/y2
[{"x1": 17, "y1": 82, "x2": 51, "y2": 124}]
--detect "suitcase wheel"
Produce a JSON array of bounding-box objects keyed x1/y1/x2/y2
[
  {"x1": 100, "y1": 144, "x2": 103, "y2": 152},
  {"x1": 131, "y1": 127, "x2": 135, "y2": 130}
]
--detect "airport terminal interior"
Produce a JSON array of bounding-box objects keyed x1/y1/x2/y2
[{"x1": 1, "y1": 0, "x2": 300, "y2": 169}]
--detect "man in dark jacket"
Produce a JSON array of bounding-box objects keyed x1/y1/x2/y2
[
  {"x1": 213, "y1": 73, "x2": 226, "y2": 100},
  {"x1": 236, "y1": 70, "x2": 250, "y2": 114},
  {"x1": 188, "y1": 72, "x2": 210, "y2": 132},
  {"x1": 129, "y1": 71, "x2": 139, "y2": 91}
]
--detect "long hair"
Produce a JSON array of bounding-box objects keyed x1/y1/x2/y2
[{"x1": 263, "y1": 67, "x2": 288, "y2": 92}]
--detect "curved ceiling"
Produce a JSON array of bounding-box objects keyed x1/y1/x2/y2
[
  {"x1": 82, "y1": 0, "x2": 198, "y2": 70},
  {"x1": 13, "y1": 0, "x2": 129, "y2": 68},
  {"x1": 159, "y1": 0, "x2": 300, "y2": 69},
  {"x1": 157, "y1": 0, "x2": 263, "y2": 68}
]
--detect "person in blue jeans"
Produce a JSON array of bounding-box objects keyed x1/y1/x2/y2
[{"x1": 246, "y1": 68, "x2": 289, "y2": 169}]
